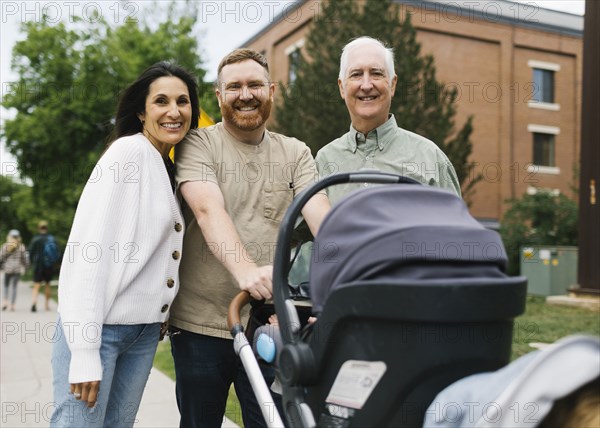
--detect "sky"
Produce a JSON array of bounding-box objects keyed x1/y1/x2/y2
[{"x1": 0, "y1": 0, "x2": 586, "y2": 171}]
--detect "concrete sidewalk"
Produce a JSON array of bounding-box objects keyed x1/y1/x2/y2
[{"x1": 1, "y1": 278, "x2": 238, "y2": 427}]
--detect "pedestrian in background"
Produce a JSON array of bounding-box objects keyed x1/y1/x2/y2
[
  {"x1": 0, "y1": 229, "x2": 29, "y2": 311},
  {"x1": 28, "y1": 220, "x2": 57, "y2": 312}
]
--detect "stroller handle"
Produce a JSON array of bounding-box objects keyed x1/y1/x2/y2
[
  {"x1": 227, "y1": 290, "x2": 287, "y2": 428},
  {"x1": 227, "y1": 291, "x2": 251, "y2": 337},
  {"x1": 273, "y1": 172, "x2": 420, "y2": 345}
]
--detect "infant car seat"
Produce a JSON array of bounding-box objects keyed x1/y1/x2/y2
[{"x1": 270, "y1": 172, "x2": 527, "y2": 428}]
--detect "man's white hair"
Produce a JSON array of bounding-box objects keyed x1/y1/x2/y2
[{"x1": 339, "y1": 36, "x2": 395, "y2": 85}]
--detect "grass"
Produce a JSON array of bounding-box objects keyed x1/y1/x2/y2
[
  {"x1": 510, "y1": 295, "x2": 600, "y2": 358},
  {"x1": 153, "y1": 340, "x2": 244, "y2": 427}
]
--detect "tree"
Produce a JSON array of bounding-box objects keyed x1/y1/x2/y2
[
  {"x1": 274, "y1": 0, "x2": 480, "y2": 200},
  {"x1": 500, "y1": 191, "x2": 578, "y2": 275},
  {"x1": 1, "y1": 2, "x2": 213, "y2": 239},
  {"x1": 0, "y1": 176, "x2": 32, "y2": 243}
]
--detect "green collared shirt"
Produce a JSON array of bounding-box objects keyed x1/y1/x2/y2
[{"x1": 315, "y1": 115, "x2": 461, "y2": 205}]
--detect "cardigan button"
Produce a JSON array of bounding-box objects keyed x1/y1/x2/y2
[
  {"x1": 161, "y1": 304, "x2": 169, "y2": 313},
  {"x1": 167, "y1": 278, "x2": 175, "y2": 288},
  {"x1": 172, "y1": 251, "x2": 180, "y2": 260},
  {"x1": 174, "y1": 223, "x2": 182, "y2": 232}
]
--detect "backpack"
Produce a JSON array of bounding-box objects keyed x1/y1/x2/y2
[{"x1": 42, "y1": 235, "x2": 60, "y2": 269}]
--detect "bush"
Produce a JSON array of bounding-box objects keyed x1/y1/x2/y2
[{"x1": 500, "y1": 191, "x2": 578, "y2": 275}]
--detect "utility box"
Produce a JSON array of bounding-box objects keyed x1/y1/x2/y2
[{"x1": 521, "y1": 246, "x2": 578, "y2": 296}]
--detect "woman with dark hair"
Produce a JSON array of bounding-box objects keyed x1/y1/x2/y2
[{"x1": 51, "y1": 62, "x2": 198, "y2": 427}]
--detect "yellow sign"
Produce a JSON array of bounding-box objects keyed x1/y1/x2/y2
[{"x1": 198, "y1": 108, "x2": 215, "y2": 128}]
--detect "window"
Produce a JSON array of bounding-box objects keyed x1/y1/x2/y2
[
  {"x1": 533, "y1": 133, "x2": 555, "y2": 167},
  {"x1": 527, "y1": 60, "x2": 560, "y2": 110},
  {"x1": 288, "y1": 49, "x2": 302, "y2": 83},
  {"x1": 284, "y1": 39, "x2": 305, "y2": 84},
  {"x1": 527, "y1": 124, "x2": 560, "y2": 173},
  {"x1": 532, "y1": 68, "x2": 554, "y2": 103}
]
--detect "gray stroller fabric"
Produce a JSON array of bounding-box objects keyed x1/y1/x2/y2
[
  {"x1": 423, "y1": 335, "x2": 600, "y2": 427},
  {"x1": 309, "y1": 185, "x2": 508, "y2": 314}
]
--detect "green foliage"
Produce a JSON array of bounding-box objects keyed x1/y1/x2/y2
[
  {"x1": 274, "y1": 0, "x2": 355, "y2": 149},
  {"x1": 0, "y1": 177, "x2": 32, "y2": 243},
  {"x1": 199, "y1": 81, "x2": 222, "y2": 122},
  {"x1": 274, "y1": 0, "x2": 481, "y2": 199},
  {"x1": 500, "y1": 191, "x2": 578, "y2": 275},
  {"x1": 1, "y1": 2, "x2": 212, "y2": 240},
  {"x1": 0, "y1": 176, "x2": 74, "y2": 248}
]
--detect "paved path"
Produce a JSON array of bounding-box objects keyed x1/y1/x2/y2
[{"x1": 1, "y1": 277, "x2": 238, "y2": 427}]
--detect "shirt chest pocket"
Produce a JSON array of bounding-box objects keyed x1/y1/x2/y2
[{"x1": 264, "y1": 181, "x2": 294, "y2": 222}]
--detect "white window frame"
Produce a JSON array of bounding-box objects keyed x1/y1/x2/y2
[
  {"x1": 527, "y1": 124, "x2": 560, "y2": 174},
  {"x1": 527, "y1": 186, "x2": 561, "y2": 196},
  {"x1": 284, "y1": 39, "x2": 305, "y2": 56},
  {"x1": 527, "y1": 60, "x2": 560, "y2": 111}
]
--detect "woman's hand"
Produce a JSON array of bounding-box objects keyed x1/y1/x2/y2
[{"x1": 70, "y1": 381, "x2": 100, "y2": 408}]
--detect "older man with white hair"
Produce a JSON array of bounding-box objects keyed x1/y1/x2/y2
[{"x1": 316, "y1": 36, "x2": 461, "y2": 203}]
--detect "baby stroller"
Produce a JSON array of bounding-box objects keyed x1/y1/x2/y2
[{"x1": 228, "y1": 172, "x2": 528, "y2": 427}]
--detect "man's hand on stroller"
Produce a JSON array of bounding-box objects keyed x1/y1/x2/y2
[{"x1": 237, "y1": 265, "x2": 273, "y2": 301}]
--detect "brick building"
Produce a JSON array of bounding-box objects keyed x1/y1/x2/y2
[{"x1": 241, "y1": 0, "x2": 583, "y2": 223}]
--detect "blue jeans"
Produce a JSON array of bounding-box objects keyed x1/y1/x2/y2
[
  {"x1": 3, "y1": 273, "x2": 20, "y2": 305},
  {"x1": 51, "y1": 318, "x2": 161, "y2": 427},
  {"x1": 170, "y1": 327, "x2": 283, "y2": 428}
]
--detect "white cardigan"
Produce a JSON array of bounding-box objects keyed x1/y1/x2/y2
[{"x1": 58, "y1": 133, "x2": 184, "y2": 383}]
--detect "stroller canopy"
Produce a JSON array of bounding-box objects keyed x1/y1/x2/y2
[{"x1": 309, "y1": 184, "x2": 508, "y2": 314}]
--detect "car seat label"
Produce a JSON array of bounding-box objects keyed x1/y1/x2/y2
[{"x1": 325, "y1": 360, "x2": 387, "y2": 409}]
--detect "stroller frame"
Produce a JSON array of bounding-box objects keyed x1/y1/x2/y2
[{"x1": 228, "y1": 172, "x2": 527, "y2": 428}]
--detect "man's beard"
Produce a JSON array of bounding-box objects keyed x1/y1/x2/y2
[{"x1": 221, "y1": 97, "x2": 272, "y2": 132}]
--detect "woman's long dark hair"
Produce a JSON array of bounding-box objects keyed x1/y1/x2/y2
[{"x1": 108, "y1": 62, "x2": 200, "y2": 143}]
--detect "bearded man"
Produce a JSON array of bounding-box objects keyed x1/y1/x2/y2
[{"x1": 170, "y1": 49, "x2": 330, "y2": 428}]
